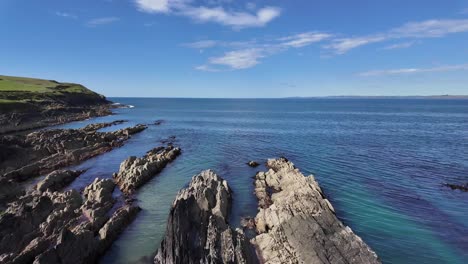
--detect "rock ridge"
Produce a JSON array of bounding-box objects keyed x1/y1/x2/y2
[
  {"x1": 252, "y1": 158, "x2": 380, "y2": 264},
  {"x1": 154, "y1": 170, "x2": 257, "y2": 264}
]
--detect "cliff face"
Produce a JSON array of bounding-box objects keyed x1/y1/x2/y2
[
  {"x1": 154, "y1": 170, "x2": 258, "y2": 264},
  {"x1": 252, "y1": 158, "x2": 381, "y2": 264},
  {"x1": 0, "y1": 75, "x2": 112, "y2": 134}
]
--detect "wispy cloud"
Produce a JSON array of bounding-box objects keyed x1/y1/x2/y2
[
  {"x1": 56, "y1": 11, "x2": 77, "y2": 19},
  {"x1": 359, "y1": 64, "x2": 468, "y2": 77},
  {"x1": 134, "y1": 0, "x2": 281, "y2": 28},
  {"x1": 382, "y1": 41, "x2": 416, "y2": 50},
  {"x1": 325, "y1": 35, "x2": 386, "y2": 54},
  {"x1": 325, "y1": 19, "x2": 468, "y2": 54},
  {"x1": 194, "y1": 32, "x2": 331, "y2": 71},
  {"x1": 279, "y1": 32, "x2": 332, "y2": 48},
  {"x1": 86, "y1": 17, "x2": 120, "y2": 27},
  {"x1": 208, "y1": 48, "x2": 265, "y2": 69}
]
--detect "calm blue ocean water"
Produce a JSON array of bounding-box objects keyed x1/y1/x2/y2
[{"x1": 55, "y1": 98, "x2": 468, "y2": 264}]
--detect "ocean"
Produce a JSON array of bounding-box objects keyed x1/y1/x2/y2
[{"x1": 54, "y1": 98, "x2": 468, "y2": 264}]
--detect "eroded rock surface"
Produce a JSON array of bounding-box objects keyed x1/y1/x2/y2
[
  {"x1": 113, "y1": 145, "x2": 181, "y2": 195},
  {"x1": 0, "y1": 178, "x2": 140, "y2": 264},
  {"x1": 0, "y1": 123, "x2": 147, "y2": 202},
  {"x1": 36, "y1": 170, "x2": 84, "y2": 192},
  {"x1": 154, "y1": 170, "x2": 257, "y2": 264},
  {"x1": 252, "y1": 158, "x2": 380, "y2": 264}
]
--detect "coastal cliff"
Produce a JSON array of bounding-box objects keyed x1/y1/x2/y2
[{"x1": 0, "y1": 75, "x2": 112, "y2": 134}]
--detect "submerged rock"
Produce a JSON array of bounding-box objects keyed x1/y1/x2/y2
[
  {"x1": 113, "y1": 145, "x2": 181, "y2": 195},
  {"x1": 252, "y1": 158, "x2": 380, "y2": 264},
  {"x1": 444, "y1": 183, "x2": 468, "y2": 192},
  {"x1": 247, "y1": 161, "x2": 260, "y2": 168},
  {"x1": 154, "y1": 170, "x2": 257, "y2": 264}
]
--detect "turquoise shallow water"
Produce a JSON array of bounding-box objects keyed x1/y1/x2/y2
[{"x1": 55, "y1": 98, "x2": 468, "y2": 264}]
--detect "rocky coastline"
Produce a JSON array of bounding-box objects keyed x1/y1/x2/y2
[
  {"x1": 155, "y1": 158, "x2": 380, "y2": 264},
  {"x1": 0, "y1": 121, "x2": 148, "y2": 204}
]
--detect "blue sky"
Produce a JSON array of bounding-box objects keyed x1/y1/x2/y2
[{"x1": 1, "y1": 0, "x2": 468, "y2": 98}]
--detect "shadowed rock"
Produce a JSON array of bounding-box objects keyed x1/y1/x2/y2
[
  {"x1": 247, "y1": 161, "x2": 260, "y2": 168},
  {"x1": 154, "y1": 170, "x2": 257, "y2": 264},
  {"x1": 0, "y1": 177, "x2": 140, "y2": 264},
  {"x1": 1, "y1": 123, "x2": 147, "y2": 182},
  {"x1": 36, "y1": 170, "x2": 85, "y2": 192},
  {"x1": 113, "y1": 145, "x2": 181, "y2": 195},
  {"x1": 0, "y1": 123, "x2": 147, "y2": 203},
  {"x1": 252, "y1": 158, "x2": 380, "y2": 264},
  {"x1": 444, "y1": 183, "x2": 468, "y2": 192}
]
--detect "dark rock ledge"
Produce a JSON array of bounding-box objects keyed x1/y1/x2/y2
[
  {"x1": 252, "y1": 158, "x2": 381, "y2": 264},
  {"x1": 113, "y1": 145, "x2": 181, "y2": 195},
  {"x1": 0, "y1": 178, "x2": 140, "y2": 264},
  {"x1": 154, "y1": 170, "x2": 257, "y2": 264},
  {"x1": 0, "y1": 122, "x2": 147, "y2": 202}
]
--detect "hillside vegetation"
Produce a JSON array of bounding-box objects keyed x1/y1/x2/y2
[{"x1": 0, "y1": 75, "x2": 108, "y2": 112}]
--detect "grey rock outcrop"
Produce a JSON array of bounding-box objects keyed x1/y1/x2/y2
[
  {"x1": 36, "y1": 170, "x2": 84, "y2": 192},
  {"x1": 113, "y1": 145, "x2": 181, "y2": 195},
  {"x1": 0, "y1": 177, "x2": 140, "y2": 264},
  {"x1": 154, "y1": 170, "x2": 257, "y2": 264},
  {"x1": 252, "y1": 158, "x2": 380, "y2": 264},
  {"x1": 0, "y1": 123, "x2": 147, "y2": 203}
]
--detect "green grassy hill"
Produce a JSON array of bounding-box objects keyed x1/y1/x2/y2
[{"x1": 0, "y1": 75, "x2": 109, "y2": 112}]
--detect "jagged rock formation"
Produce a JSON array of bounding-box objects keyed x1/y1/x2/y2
[
  {"x1": 36, "y1": 170, "x2": 84, "y2": 192},
  {"x1": 82, "y1": 120, "x2": 127, "y2": 132},
  {"x1": 154, "y1": 170, "x2": 257, "y2": 264},
  {"x1": 0, "y1": 177, "x2": 140, "y2": 264},
  {"x1": 252, "y1": 158, "x2": 380, "y2": 264},
  {"x1": 113, "y1": 145, "x2": 181, "y2": 195},
  {"x1": 0, "y1": 123, "x2": 147, "y2": 202}
]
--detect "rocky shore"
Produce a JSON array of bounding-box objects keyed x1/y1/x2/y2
[
  {"x1": 0, "y1": 122, "x2": 147, "y2": 203},
  {"x1": 252, "y1": 158, "x2": 380, "y2": 264},
  {"x1": 155, "y1": 170, "x2": 257, "y2": 264},
  {"x1": 155, "y1": 158, "x2": 380, "y2": 264},
  {"x1": 0, "y1": 178, "x2": 140, "y2": 264},
  {"x1": 113, "y1": 145, "x2": 181, "y2": 195}
]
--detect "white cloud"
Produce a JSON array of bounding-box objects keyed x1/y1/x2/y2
[
  {"x1": 134, "y1": 0, "x2": 281, "y2": 28},
  {"x1": 135, "y1": 0, "x2": 171, "y2": 13},
  {"x1": 279, "y1": 32, "x2": 332, "y2": 48},
  {"x1": 325, "y1": 35, "x2": 387, "y2": 54},
  {"x1": 56, "y1": 12, "x2": 77, "y2": 19},
  {"x1": 182, "y1": 40, "x2": 218, "y2": 49},
  {"x1": 193, "y1": 31, "x2": 332, "y2": 71},
  {"x1": 390, "y1": 19, "x2": 468, "y2": 38},
  {"x1": 382, "y1": 41, "x2": 416, "y2": 50},
  {"x1": 86, "y1": 17, "x2": 120, "y2": 27},
  {"x1": 208, "y1": 48, "x2": 265, "y2": 69},
  {"x1": 325, "y1": 19, "x2": 468, "y2": 54},
  {"x1": 359, "y1": 64, "x2": 468, "y2": 77}
]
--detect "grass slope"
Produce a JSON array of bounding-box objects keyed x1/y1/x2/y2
[{"x1": 0, "y1": 75, "x2": 108, "y2": 111}]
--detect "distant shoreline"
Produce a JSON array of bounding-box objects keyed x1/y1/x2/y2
[{"x1": 108, "y1": 95, "x2": 468, "y2": 100}]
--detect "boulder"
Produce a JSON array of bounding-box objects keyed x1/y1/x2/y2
[
  {"x1": 154, "y1": 170, "x2": 257, "y2": 264},
  {"x1": 247, "y1": 161, "x2": 260, "y2": 168},
  {"x1": 252, "y1": 158, "x2": 380, "y2": 264}
]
